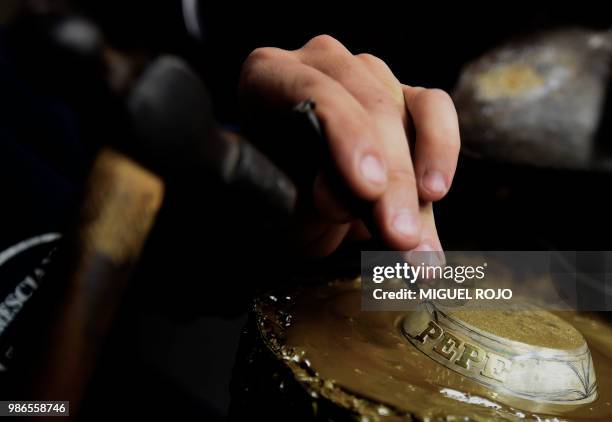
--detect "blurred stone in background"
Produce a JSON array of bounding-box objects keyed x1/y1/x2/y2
[{"x1": 454, "y1": 28, "x2": 612, "y2": 170}]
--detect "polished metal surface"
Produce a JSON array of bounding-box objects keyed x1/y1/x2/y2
[{"x1": 402, "y1": 301, "x2": 597, "y2": 404}]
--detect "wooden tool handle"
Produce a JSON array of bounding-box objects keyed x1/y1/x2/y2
[{"x1": 25, "y1": 148, "x2": 164, "y2": 419}]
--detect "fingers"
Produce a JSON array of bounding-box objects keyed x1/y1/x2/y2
[
  {"x1": 295, "y1": 37, "x2": 422, "y2": 248},
  {"x1": 406, "y1": 203, "x2": 446, "y2": 267},
  {"x1": 355, "y1": 53, "x2": 404, "y2": 108},
  {"x1": 404, "y1": 86, "x2": 461, "y2": 202},
  {"x1": 370, "y1": 113, "x2": 421, "y2": 249},
  {"x1": 240, "y1": 35, "x2": 460, "y2": 256},
  {"x1": 240, "y1": 47, "x2": 388, "y2": 200},
  {"x1": 415, "y1": 202, "x2": 443, "y2": 252},
  {"x1": 372, "y1": 171, "x2": 421, "y2": 249}
]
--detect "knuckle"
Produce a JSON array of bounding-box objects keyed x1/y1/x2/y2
[
  {"x1": 423, "y1": 88, "x2": 454, "y2": 107},
  {"x1": 305, "y1": 34, "x2": 345, "y2": 53},
  {"x1": 244, "y1": 47, "x2": 276, "y2": 67},
  {"x1": 239, "y1": 47, "x2": 280, "y2": 88},
  {"x1": 403, "y1": 85, "x2": 426, "y2": 107},
  {"x1": 356, "y1": 53, "x2": 389, "y2": 71}
]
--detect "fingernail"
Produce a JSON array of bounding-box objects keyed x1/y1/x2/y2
[
  {"x1": 360, "y1": 154, "x2": 387, "y2": 185},
  {"x1": 392, "y1": 209, "x2": 419, "y2": 238},
  {"x1": 423, "y1": 170, "x2": 447, "y2": 195}
]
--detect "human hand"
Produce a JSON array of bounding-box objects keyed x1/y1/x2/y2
[{"x1": 239, "y1": 35, "x2": 460, "y2": 259}]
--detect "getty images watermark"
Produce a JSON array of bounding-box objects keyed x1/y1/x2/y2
[{"x1": 361, "y1": 251, "x2": 612, "y2": 311}]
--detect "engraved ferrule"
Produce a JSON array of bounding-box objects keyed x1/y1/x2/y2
[{"x1": 401, "y1": 301, "x2": 598, "y2": 404}]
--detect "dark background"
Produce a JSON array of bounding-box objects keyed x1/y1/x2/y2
[{"x1": 85, "y1": 4, "x2": 612, "y2": 120}]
